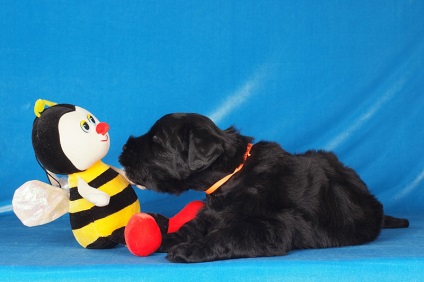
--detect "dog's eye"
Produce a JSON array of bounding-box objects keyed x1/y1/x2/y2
[{"x1": 152, "y1": 135, "x2": 165, "y2": 147}]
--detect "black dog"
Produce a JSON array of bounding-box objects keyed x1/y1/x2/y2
[{"x1": 119, "y1": 113, "x2": 409, "y2": 263}]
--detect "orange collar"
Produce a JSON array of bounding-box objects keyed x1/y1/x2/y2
[{"x1": 204, "y1": 143, "x2": 253, "y2": 195}]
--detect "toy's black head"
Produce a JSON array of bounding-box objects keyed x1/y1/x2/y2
[{"x1": 32, "y1": 103, "x2": 80, "y2": 174}]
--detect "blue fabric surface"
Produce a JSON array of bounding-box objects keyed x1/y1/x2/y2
[
  {"x1": 1, "y1": 0, "x2": 423, "y2": 281},
  {"x1": 1, "y1": 213, "x2": 423, "y2": 281}
]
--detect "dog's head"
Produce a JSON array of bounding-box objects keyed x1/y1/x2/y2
[{"x1": 119, "y1": 113, "x2": 246, "y2": 194}]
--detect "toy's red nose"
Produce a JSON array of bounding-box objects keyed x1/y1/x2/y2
[{"x1": 96, "y1": 122, "x2": 109, "y2": 135}]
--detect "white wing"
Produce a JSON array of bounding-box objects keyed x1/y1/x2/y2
[{"x1": 12, "y1": 180, "x2": 69, "y2": 227}]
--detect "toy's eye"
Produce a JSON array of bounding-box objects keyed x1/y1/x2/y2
[
  {"x1": 87, "y1": 114, "x2": 96, "y2": 124},
  {"x1": 80, "y1": 120, "x2": 90, "y2": 133}
]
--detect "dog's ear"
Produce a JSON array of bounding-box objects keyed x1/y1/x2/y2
[{"x1": 188, "y1": 128, "x2": 224, "y2": 171}]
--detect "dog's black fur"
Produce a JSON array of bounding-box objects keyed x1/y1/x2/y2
[{"x1": 119, "y1": 113, "x2": 409, "y2": 263}]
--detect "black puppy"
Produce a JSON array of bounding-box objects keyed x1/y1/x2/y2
[{"x1": 119, "y1": 113, "x2": 409, "y2": 263}]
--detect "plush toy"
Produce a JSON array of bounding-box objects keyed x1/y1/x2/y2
[
  {"x1": 12, "y1": 99, "x2": 204, "y2": 255},
  {"x1": 125, "y1": 200, "x2": 205, "y2": 256}
]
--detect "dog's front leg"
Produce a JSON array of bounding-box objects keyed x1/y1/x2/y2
[
  {"x1": 166, "y1": 216, "x2": 295, "y2": 263},
  {"x1": 159, "y1": 215, "x2": 209, "y2": 252}
]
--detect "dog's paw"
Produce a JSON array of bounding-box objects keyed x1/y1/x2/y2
[
  {"x1": 166, "y1": 242, "x2": 211, "y2": 263},
  {"x1": 158, "y1": 233, "x2": 181, "y2": 252}
]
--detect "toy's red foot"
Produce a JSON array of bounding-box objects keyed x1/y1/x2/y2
[
  {"x1": 125, "y1": 213, "x2": 162, "y2": 256},
  {"x1": 168, "y1": 200, "x2": 205, "y2": 233}
]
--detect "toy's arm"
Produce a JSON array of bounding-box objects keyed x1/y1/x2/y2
[
  {"x1": 111, "y1": 166, "x2": 146, "y2": 190},
  {"x1": 12, "y1": 180, "x2": 69, "y2": 227},
  {"x1": 77, "y1": 177, "x2": 110, "y2": 207}
]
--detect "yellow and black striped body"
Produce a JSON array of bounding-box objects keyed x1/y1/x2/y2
[{"x1": 68, "y1": 161, "x2": 140, "y2": 249}]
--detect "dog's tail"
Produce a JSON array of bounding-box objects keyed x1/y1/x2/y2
[{"x1": 383, "y1": 215, "x2": 409, "y2": 228}]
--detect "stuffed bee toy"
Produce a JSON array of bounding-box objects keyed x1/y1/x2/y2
[{"x1": 13, "y1": 99, "x2": 204, "y2": 256}]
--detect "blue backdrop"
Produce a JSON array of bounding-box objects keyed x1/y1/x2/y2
[{"x1": 0, "y1": 1, "x2": 423, "y2": 281}]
